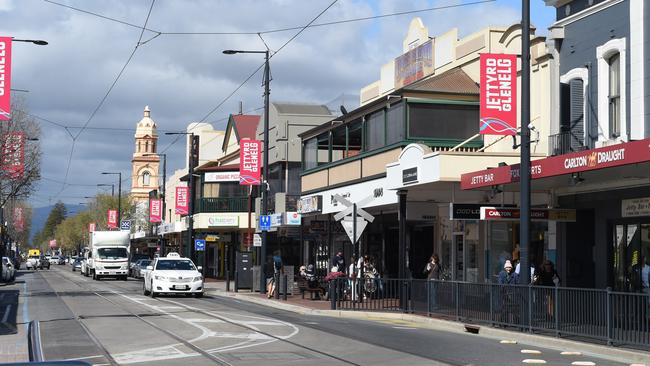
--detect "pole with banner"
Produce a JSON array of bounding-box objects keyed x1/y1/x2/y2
[
  {"x1": 1, "y1": 132, "x2": 25, "y2": 179},
  {"x1": 0, "y1": 37, "x2": 12, "y2": 121},
  {"x1": 107, "y1": 209, "x2": 118, "y2": 229},
  {"x1": 479, "y1": 53, "x2": 517, "y2": 136},
  {"x1": 239, "y1": 138, "x2": 262, "y2": 290},
  {"x1": 149, "y1": 198, "x2": 162, "y2": 223}
]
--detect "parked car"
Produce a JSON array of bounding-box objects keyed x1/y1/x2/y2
[
  {"x1": 133, "y1": 259, "x2": 152, "y2": 279},
  {"x1": 1, "y1": 257, "x2": 16, "y2": 282},
  {"x1": 26, "y1": 255, "x2": 40, "y2": 270},
  {"x1": 71, "y1": 258, "x2": 82, "y2": 272},
  {"x1": 143, "y1": 252, "x2": 203, "y2": 298},
  {"x1": 51, "y1": 256, "x2": 60, "y2": 264},
  {"x1": 39, "y1": 256, "x2": 50, "y2": 270}
]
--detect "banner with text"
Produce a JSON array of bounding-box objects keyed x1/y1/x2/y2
[
  {"x1": 13, "y1": 207, "x2": 23, "y2": 232},
  {"x1": 107, "y1": 209, "x2": 118, "y2": 229},
  {"x1": 2, "y1": 131, "x2": 24, "y2": 179},
  {"x1": 149, "y1": 198, "x2": 162, "y2": 223},
  {"x1": 480, "y1": 53, "x2": 517, "y2": 135},
  {"x1": 0, "y1": 37, "x2": 12, "y2": 121},
  {"x1": 239, "y1": 139, "x2": 261, "y2": 185},
  {"x1": 175, "y1": 186, "x2": 189, "y2": 215}
]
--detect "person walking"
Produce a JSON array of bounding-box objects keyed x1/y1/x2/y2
[
  {"x1": 423, "y1": 254, "x2": 441, "y2": 311},
  {"x1": 331, "y1": 252, "x2": 345, "y2": 273},
  {"x1": 498, "y1": 260, "x2": 520, "y2": 325},
  {"x1": 535, "y1": 260, "x2": 560, "y2": 318}
]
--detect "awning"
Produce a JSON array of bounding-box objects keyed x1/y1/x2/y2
[{"x1": 461, "y1": 138, "x2": 650, "y2": 190}]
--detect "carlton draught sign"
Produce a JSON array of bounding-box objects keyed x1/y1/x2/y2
[
  {"x1": 0, "y1": 37, "x2": 12, "y2": 121},
  {"x1": 239, "y1": 139, "x2": 260, "y2": 185},
  {"x1": 480, "y1": 53, "x2": 517, "y2": 135}
]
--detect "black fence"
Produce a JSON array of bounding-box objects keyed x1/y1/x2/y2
[{"x1": 329, "y1": 278, "x2": 650, "y2": 349}]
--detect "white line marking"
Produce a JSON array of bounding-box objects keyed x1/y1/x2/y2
[
  {"x1": 561, "y1": 351, "x2": 582, "y2": 356},
  {"x1": 392, "y1": 326, "x2": 416, "y2": 330},
  {"x1": 522, "y1": 359, "x2": 547, "y2": 364},
  {"x1": 1, "y1": 304, "x2": 11, "y2": 323},
  {"x1": 303, "y1": 322, "x2": 319, "y2": 325},
  {"x1": 571, "y1": 362, "x2": 596, "y2": 366},
  {"x1": 65, "y1": 355, "x2": 104, "y2": 361},
  {"x1": 500, "y1": 340, "x2": 517, "y2": 344},
  {"x1": 629, "y1": 364, "x2": 647, "y2": 366},
  {"x1": 521, "y1": 350, "x2": 542, "y2": 354}
]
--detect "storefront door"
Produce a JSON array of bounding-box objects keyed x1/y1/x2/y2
[{"x1": 612, "y1": 222, "x2": 650, "y2": 292}]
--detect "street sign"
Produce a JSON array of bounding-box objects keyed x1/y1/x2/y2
[
  {"x1": 340, "y1": 217, "x2": 367, "y2": 244},
  {"x1": 120, "y1": 220, "x2": 131, "y2": 232},
  {"x1": 195, "y1": 239, "x2": 205, "y2": 251},
  {"x1": 253, "y1": 234, "x2": 262, "y2": 247},
  {"x1": 332, "y1": 194, "x2": 376, "y2": 245},
  {"x1": 259, "y1": 215, "x2": 271, "y2": 231}
]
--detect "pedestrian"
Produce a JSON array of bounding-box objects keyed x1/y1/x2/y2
[
  {"x1": 641, "y1": 256, "x2": 649, "y2": 312},
  {"x1": 497, "y1": 260, "x2": 520, "y2": 325},
  {"x1": 423, "y1": 254, "x2": 441, "y2": 311},
  {"x1": 268, "y1": 251, "x2": 283, "y2": 298},
  {"x1": 498, "y1": 260, "x2": 519, "y2": 285},
  {"x1": 348, "y1": 255, "x2": 358, "y2": 301},
  {"x1": 536, "y1": 260, "x2": 560, "y2": 287}
]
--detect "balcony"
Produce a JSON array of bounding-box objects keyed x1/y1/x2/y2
[
  {"x1": 195, "y1": 197, "x2": 249, "y2": 213},
  {"x1": 549, "y1": 131, "x2": 587, "y2": 156}
]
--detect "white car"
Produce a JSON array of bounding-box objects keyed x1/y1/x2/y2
[
  {"x1": 26, "y1": 255, "x2": 40, "y2": 270},
  {"x1": 143, "y1": 253, "x2": 203, "y2": 298},
  {"x1": 1, "y1": 257, "x2": 16, "y2": 282}
]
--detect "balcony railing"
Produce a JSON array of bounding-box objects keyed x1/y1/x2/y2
[
  {"x1": 195, "y1": 197, "x2": 249, "y2": 213},
  {"x1": 549, "y1": 131, "x2": 587, "y2": 156}
]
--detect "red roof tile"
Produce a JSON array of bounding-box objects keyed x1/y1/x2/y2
[{"x1": 233, "y1": 115, "x2": 261, "y2": 140}]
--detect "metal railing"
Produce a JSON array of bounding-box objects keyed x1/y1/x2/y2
[
  {"x1": 549, "y1": 131, "x2": 587, "y2": 156},
  {"x1": 195, "y1": 197, "x2": 248, "y2": 213},
  {"x1": 328, "y1": 278, "x2": 650, "y2": 349}
]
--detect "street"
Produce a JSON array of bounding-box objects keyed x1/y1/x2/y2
[{"x1": 0, "y1": 265, "x2": 635, "y2": 366}]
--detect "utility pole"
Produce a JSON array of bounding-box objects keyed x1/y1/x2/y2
[{"x1": 519, "y1": 0, "x2": 531, "y2": 284}]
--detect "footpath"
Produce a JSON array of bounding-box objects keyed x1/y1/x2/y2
[{"x1": 203, "y1": 280, "x2": 650, "y2": 366}]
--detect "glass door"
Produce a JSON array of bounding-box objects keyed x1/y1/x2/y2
[{"x1": 612, "y1": 222, "x2": 648, "y2": 292}]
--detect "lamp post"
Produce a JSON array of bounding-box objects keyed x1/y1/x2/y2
[
  {"x1": 165, "y1": 133, "x2": 196, "y2": 262},
  {"x1": 12, "y1": 39, "x2": 48, "y2": 45},
  {"x1": 144, "y1": 152, "x2": 167, "y2": 256},
  {"x1": 519, "y1": 0, "x2": 532, "y2": 284},
  {"x1": 223, "y1": 49, "x2": 270, "y2": 294},
  {"x1": 97, "y1": 184, "x2": 115, "y2": 197},
  {"x1": 101, "y1": 172, "x2": 122, "y2": 227}
]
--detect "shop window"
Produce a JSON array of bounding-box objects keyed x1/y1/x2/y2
[
  {"x1": 608, "y1": 53, "x2": 621, "y2": 138},
  {"x1": 317, "y1": 133, "x2": 330, "y2": 166},
  {"x1": 303, "y1": 137, "x2": 317, "y2": 170},
  {"x1": 287, "y1": 162, "x2": 301, "y2": 195},
  {"x1": 365, "y1": 110, "x2": 385, "y2": 151},
  {"x1": 331, "y1": 125, "x2": 347, "y2": 162},
  {"x1": 408, "y1": 103, "x2": 479, "y2": 140},
  {"x1": 217, "y1": 182, "x2": 248, "y2": 197},
  {"x1": 386, "y1": 102, "x2": 405, "y2": 144},
  {"x1": 203, "y1": 183, "x2": 218, "y2": 198},
  {"x1": 268, "y1": 162, "x2": 285, "y2": 195},
  {"x1": 348, "y1": 119, "x2": 362, "y2": 157}
]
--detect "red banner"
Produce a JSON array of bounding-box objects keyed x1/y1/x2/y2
[
  {"x1": 13, "y1": 207, "x2": 23, "y2": 232},
  {"x1": 149, "y1": 198, "x2": 162, "y2": 223},
  {"x1": 107, "y1": 209, "x2": 118, "y2": 229},
  {"x1": 175, "y1": 186, "x2": 189, "y2": 215},
  {"x1": 239, "y1": 139, "x2": 261, "y2": 185},
  {"x1": 88, "y1": 222, "x2": 96, "y2": 232},
  {"x1": 480, "y1": 53, "x2": 517, "y2": 135},
  {"x1": 0, "y1": 37, "x2": 12, "y2": 121},
  {"x1": 462, "y1": 138, "x2": 650, "y2": 190},
  {"x1": 49, "y1": 239, "x2": 57, "y2": 248},
  {"x1": 2, "y1": 131, "x2": 24, "y2": 179}
]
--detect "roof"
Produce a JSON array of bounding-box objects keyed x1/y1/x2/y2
[
  {"x1": 272, "y1": 102, "x2": 332, "y2": 116},
  {"x1": 233, "y1": 114, "x2": 261, "y2": 140},
  {"x1": 403, "y1": 68, "x2": 479, "y2": 94}
]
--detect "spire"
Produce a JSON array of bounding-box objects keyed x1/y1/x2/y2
[
  {"x1": 135, "y1": 105, "x2": 157, "y2": 137},
  {"x1": 144, "y1": 105, "x2": 150, "y2": 118}
]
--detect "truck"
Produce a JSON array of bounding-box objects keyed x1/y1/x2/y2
[{"x1": 86, "y1": 231, "x2": 130, "y2": 281}]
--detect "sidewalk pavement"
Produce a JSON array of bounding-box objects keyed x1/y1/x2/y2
[{"x1": 203, "y1": 280, "x2": 650, "y2": 365}]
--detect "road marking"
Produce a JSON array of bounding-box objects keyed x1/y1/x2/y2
[
  {"x1": 392, "y1": 326, "x2": 416, "y2": 330},
  {"x1": 65, "y1": 355, "x2": 104, "y2": 361},
  {"x1": 629, "y1": 364, "x2": 647, "y2": 366},
  {"x1": 1, "y1": 304, "x2": 11, "y2": 323},
  {"x1": 571, "y1": 362, "x2": 596, "y2": 366},
  {"x1": 522, "y1": 359, "x2": 546, "y2": 364},
  {"x1": 303, "y1": 321, "x2": 319, "y2": 325},
  {"x1": 561, "y1": 352, "x2": 582, "y2": 356},
  {"x1": 521, "y1": 350, "x2": 542, "y2": 354},
  {"x1": 500, "y1": 340, "x2": 518, "y2": 344}
]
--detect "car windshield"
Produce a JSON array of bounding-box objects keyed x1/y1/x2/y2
[
  {"x1": 140, "y1": 260, "x2": 151, "y2": 267},
  {"x1": 155, "y1": 260, "x2": 195, "y2": 271},
  {"x1": 97, "y1": 248, "x2": 127, "y2": 259}
]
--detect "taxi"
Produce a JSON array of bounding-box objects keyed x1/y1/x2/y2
[{"x1": 143, "y1": 252, "x2": 204, "y2": 298}]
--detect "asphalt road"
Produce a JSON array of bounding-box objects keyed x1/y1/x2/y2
[{"x1": 1, "y1": 265, "x2": 636, "y2": 366}]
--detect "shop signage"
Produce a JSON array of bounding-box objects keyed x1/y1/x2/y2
[
  {"x1": 239, "y1": 139, "x2": 261, "y2": 185},
  {"x1": 208, "y1": 216, "x2": 239, "y2": 227},
  {"x1": 158, "y1": 222, "x2": 173, "y2": 234},
  {"x1": 194, "y1": 239, "x2": 205, "y2": 251},
  {"x1": 205, "y1": 235, "x2": 219, "y2": 242},
  {"x1": 462, "y1": 138, "x2": 650, "y2": 190},
  {"x1": 297, "y1": 195, "x2": 322, "y2": 214},
  {"x1": 107, "y1": 209, "x2": 118, "y2": 229},
  {"x1": 270, "y1": 213, "x2": 283, "y2": 227},
  {"x1": 253, "y1": 234, "x2": 262, "y2": 247},
  {"x1": 2, "y1": 132, "x2": 25, "y2": 179},
  {"x1": 394, "y1": 39, "x2": 433, "y2": 89},
  {"x1": 622, "y1": 197, "x2": 650, "y2": 218},
  {"x1": 449, "y1": 203, "x2": 516, "y2": 220},
  {"x1": 175, "y1": 186, "x2": 189, "y2": 215},
  {"x1": 402, "y1": 167, "x2": 418, "y2": 184},
  {"x1": 259, "y1": 215, "x2": 271, "y2": 231},
  {"x1": 480, "y1": 207, "x2": 576, "y2": 222},
  {"x1": 306, "y1": 177, "x2": 396, "y2": 215},
  {"x1": 284, "y1": 212, "x2": 301, "y2": 226},
  {"x1": 205, "y1": 171, "x2": 239, "y2": 182},
  {"x1": 149, "y1": 198, "x2": 162, "y2": 223},
  {"x1": 0, "y1": 37, "x2": 12, "y2": 121},
  {"x1": 480, "y1": 53, "x2": 517, "y2": 136}
]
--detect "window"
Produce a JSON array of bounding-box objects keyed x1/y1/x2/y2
[
  {"x1": 203, "y1": 183, "x2": 218, "y2": 198},
  {"x1": 287, "y1": 162, "x2": 301, "y2": 194},
  {"x1": 331, "y1": 125, "x2": 347, "y2": 163},
  {"x1": 348, "y1": 120, "x2": 362, "y2": 157},
  {"x1": 559, "y1": 73, "x2": 586, "y2": 151},
  {"x1": 365, "y1": 110, "x2": 385, "y2": 151},
  {"x1": 303, "y1": 138, "x2": 317, "y2": 170},
  {"x1": 408, "y1": 103, "x2": 479, "y2": 140},
  {"x1": 97, "y1": 248, "x2": 127, "y2": 259},
  {"x1": 608, "y1": 53, "x2": 621, "y2": 138},
  {"x1": 317, "y1": 133, "x2": 330, "y2": 166},
  {"x1": 142, "y1": 171, "x2": 151, "y2": 186},
  {"x1": 145, "y1": 141, "x2": 149, "y2": 152},
  {"x1": 155, "y1": 259, "x2": 196, "y2": 271},
  {"x1": 268, "y1": 162, "x2": 285, "y2": 194},
  {"x1": 386, "y1": 102, "x2": 405, "y2": 144}
]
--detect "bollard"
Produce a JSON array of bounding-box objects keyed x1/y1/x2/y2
[
  {"x1": 283, "y1": 274, "x2": 288, "y2": 301},
  {"x1": 234, "y1": 270, "x2": 239, "y2": 292},
  {"x1": 275, "y1": 273, "x2": 280, "y2": 300},
  {"x1": 330, "y1": 279, "x2": 336, "y2": 310}
]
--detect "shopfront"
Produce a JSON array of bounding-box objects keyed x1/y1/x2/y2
[{"x1": 193, "y1": 213, "x2": 251, "y2": 278}]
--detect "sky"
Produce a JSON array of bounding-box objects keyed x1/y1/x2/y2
[{"x1": 0, "y1": 0, "x2": 556, "y2": 208}]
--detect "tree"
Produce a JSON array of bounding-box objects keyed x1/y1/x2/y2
[{"x1": 38, "y1": 201, "x2": 66, "y2": 250}]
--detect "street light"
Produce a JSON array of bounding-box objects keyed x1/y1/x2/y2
[
  {"x1": 223, "y1": 48, "x2": 270, "y2": 294},
  {"x1": 164, "y1": 132, "x2": 196, "y2": 261},
  {"x1": 12, "y1": 39, "x2": 48, "y2": 46},
  {"x1": 101, "y1": 172, "x2": 122, "y2": 227},
  {"x1": 97, "y1": 184, "x2": 115, "y2": 197}
]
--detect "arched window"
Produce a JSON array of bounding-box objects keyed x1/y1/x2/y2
[
  {"x1": 596, "y1": 38, "x2": 626, "y2": 142},
  {"x1": 137, "y1": 141, "x2": 141, "y2": 152},
  {"x1": 608, "y1": 53, "x2": 621, "y2": 138},
  {"x1": 145, "y1": 141, "x2": 149, "y2": 153},
  {"x1": 142, "y1": 171, "x2": 150, "y2": 186}
]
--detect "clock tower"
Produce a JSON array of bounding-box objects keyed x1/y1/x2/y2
[{"x1": 131, "y1": 106, "x2": 160, "y2": 202}]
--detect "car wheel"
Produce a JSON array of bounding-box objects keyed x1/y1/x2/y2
[
  {"x1": 143, "y1": 281, "x2": 150, "y2": 296},
  {"x1": 194, "y1": 292, "x2": 204, "y2": 298},
  {"x1": 122, "y1": 276, "x2": 127, "y2": 281},
  {"x1": 150, "y1": 281, "x2": 157, "y2": 298}
]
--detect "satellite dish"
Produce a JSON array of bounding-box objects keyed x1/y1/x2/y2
[{"x1": 340, "y1": 105, "x2": 348, "y2": 115}]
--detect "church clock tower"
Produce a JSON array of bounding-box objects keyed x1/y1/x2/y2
[{"x1": 131, "y1": 106, "x2": 160, "y2": 202}]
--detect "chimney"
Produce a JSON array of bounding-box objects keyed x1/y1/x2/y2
[{"x1": 238, "y1": 101, "x2": 243, "y2": 115}]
